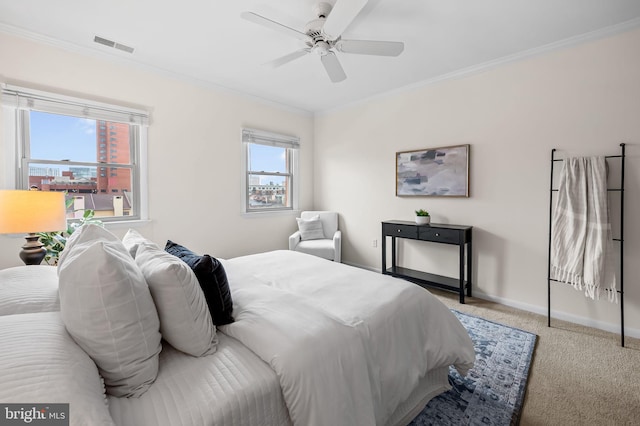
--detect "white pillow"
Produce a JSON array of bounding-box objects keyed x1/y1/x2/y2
[
  {"x1": 0, "y1": 312, "x2": 115, "y2": 426},
  {"x1": 0, "y1": 266, "x2": 60, "y2": 315},
  {"x1": 58, "y1": 238, "x2": 162, "y2": 398},
  {"x1": 135, "y1": 242, "x2": 218, "y2": 357},
  {"x1": 122, "y1": 228, "x2": 150, "y2": 258},
  {"x1": 57, "y1": 223, "x2": 119, "y2": 271},
  {"x1": 296, "y1": 215, "x2": 325, "y2": 240}
]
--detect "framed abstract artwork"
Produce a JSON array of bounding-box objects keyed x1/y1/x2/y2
[{"x1": 396, "y1": 144, "x2": 470, "y2": 197}]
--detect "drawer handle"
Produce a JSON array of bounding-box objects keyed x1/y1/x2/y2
[
  {"x1": 435, "y1": 233, "x2": 440, "y2": 237},
  {"x1": 397, "y1": 229, "x2": 402, "y2": 232}
]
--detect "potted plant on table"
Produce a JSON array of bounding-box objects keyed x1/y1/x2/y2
[{"x1": 415, "y1": 209, "x2": 431, "y2": 225}]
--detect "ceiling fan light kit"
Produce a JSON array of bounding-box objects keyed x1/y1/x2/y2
[{"x1": 242, "y1": 0, "x2": 404, "y2": 83}]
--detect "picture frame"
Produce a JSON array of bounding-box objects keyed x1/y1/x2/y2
[{"x1": 396, "y1": 144, "x2": 470, "y2": 197}]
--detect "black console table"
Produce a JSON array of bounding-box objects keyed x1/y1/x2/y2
[{"x1": 381, "y1": 220, "x2": 473, "y2": 303}]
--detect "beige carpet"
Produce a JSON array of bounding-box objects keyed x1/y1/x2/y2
[{"x1": 429, "y1": 289, "x2": 640, "y2": 426}]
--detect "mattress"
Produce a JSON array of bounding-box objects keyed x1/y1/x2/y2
[{"x1": 108, "y1": 333, "x2": 292, "y2": 426}]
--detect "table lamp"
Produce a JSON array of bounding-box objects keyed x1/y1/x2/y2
[{"x1": 0, "y1": 190, "x2": 67, "y2": 265}]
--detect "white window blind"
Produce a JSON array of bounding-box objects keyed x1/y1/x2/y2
[
  {"x1": 242, "y1": 128, "x2": 300, "y2": 148},
  {"x1": 1, "y1": 84, "x2": 149, "y2": 126}
]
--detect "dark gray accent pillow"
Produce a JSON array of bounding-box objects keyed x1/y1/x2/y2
[{"x1": 164, "y1": 240, "x2": 234, "y2": 326}]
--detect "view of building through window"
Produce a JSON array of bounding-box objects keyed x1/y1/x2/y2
[
  {"x1": 247, "y1": 142, "x2": 291, "y2": 210},
  {"x1": 27, "y1": 111, "x2": 134, "y2": 218}
]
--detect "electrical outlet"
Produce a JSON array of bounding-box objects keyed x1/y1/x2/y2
[{"x1": 372, "y1": 239, "x2": 378, "y2": 248}]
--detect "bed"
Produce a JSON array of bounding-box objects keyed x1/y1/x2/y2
[{"x1": 0, "y1": 231, "x2": 475, "y2": 426}]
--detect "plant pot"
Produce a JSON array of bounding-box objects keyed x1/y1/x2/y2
[{"x1": 415, "y1": 216, "x2": 430, "y2": 225}]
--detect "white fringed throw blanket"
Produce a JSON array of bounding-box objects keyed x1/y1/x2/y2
[{"x1": 551, "y1": 156, "x2": 617, "y2": 302}]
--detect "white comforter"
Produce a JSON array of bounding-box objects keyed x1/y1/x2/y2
[{"x1": 221, "y1": 250, "x2": 475, "y2": 426}]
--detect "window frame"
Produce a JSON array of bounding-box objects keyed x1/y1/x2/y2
[
  {"x1": 241, "y1": 128, "x2": 299, "y2": 215},
  {"x1": 1, "y1": 84, "x2": 149, "y2": 223}
]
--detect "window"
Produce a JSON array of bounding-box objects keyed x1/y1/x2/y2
[
  {"x1": 1, "y1": 84, "x2": 149, "y2": 222},
  {"x1": 241, "y1": 128, "x2": 299, "y2": 213}
]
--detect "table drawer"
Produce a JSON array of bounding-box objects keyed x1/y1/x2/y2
[
  {"x1": 383, "y1": 223, "x2": 418, "y2": 239},
  {"x1": 419, "y1": 227, "x2": 460, "y2": 244}
]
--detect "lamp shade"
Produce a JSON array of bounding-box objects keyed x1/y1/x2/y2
[{"x1": 0, "y1": 190, "x2": 67, "y2": 234}]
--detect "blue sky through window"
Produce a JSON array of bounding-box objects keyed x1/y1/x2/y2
[
  {"x1": 249, "y1": 143, "x2": 287, "y2": 185},
  {"x1": 249, "y1": 144, "x2": 286, "y2": 173},
  {"x1": 30, "y1": 111, "x2": 96, "y2": 163}
]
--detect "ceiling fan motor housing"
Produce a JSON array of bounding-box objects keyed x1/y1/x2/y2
[
  {"x1": 305, "y1": 2, "x2": 336, "y2": 52},
  {"x1": 304, "y1": 18, "x2": 326, "y2": 40}
]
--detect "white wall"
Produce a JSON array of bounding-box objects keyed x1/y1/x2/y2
[
  {"x1": 0, "y1": 32, "x2": 314, "y2": 268},
  {"x1": 314, "y1": 28, "x2": 640, "y2": 337}
]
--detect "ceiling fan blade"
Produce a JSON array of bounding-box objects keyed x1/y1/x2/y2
[
  {"x1": 241, "y1": 11, "x2": 312, "y2": 43},
  {"x1": 322, "y1": 0, "x2": 369, "y2": 40},
  {"x1": 264, "y1": 49, "x2": 309, "y2": 68},
  {"x1": 320, "y1": 52, "x2": 347, "y2": 83},
  {"x1": 336, "y1": 39, "x2": 404, "y2": 56}
]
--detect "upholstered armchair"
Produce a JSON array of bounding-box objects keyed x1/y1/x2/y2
[{"x1": 289, "y1": 211, "x2": 341, "y2": 262}]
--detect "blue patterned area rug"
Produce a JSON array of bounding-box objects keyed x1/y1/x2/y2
[{"x1": 409, "y1": 310, "x2": 537, "y2": 426}]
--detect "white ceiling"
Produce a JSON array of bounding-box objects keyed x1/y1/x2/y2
[{"x1": 1, "y1": 0, "x2": 640, "y2": 113}]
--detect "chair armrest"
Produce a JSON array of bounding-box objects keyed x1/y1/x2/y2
[
  {"x1": 332, "y1": 230, "x2": 342, "y2": 263},
  {"x1": 289, "y1": 231, "x2": 302, "y2": 250}
]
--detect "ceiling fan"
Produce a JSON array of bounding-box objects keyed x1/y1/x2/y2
[{"x1": 241, "y1": 0, "x2": 404, "y2": 83}]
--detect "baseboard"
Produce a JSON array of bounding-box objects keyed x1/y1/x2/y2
[
  {"x1": 343, "y1": 261, "x2": 640, "y2": 340},
  {"x1": 471, "y1": 290, "x2": 640, "y2": 339}
]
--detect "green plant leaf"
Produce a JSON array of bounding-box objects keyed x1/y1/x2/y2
[{"x1": 38, "y1": 208, "x2": 103, "y2": 265}]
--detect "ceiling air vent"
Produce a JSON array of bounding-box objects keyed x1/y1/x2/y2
[{"x1": 93, "y1": 35, "x2": 135, "y2": 54}]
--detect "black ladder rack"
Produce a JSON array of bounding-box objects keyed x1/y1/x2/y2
[{"x1": 546, "y1": 143, "x2": 626, "y2": 346}]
